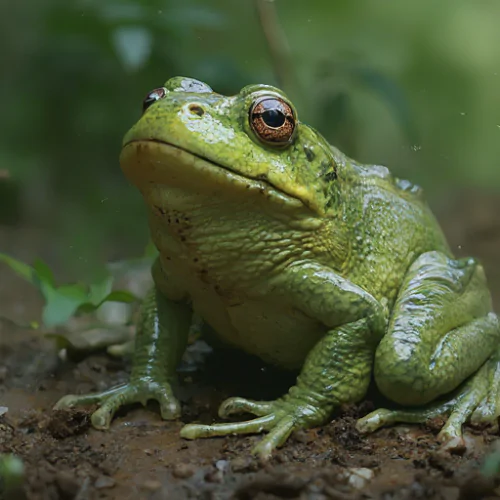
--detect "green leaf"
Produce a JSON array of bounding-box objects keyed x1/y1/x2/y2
[
  {"x1": 75, "y1": 289, "x2": 138, "y2": 315},
  {"x1": 42, "y1": 284, "x2": 89, "y2": 328},
  {"x1": 103, "y1": 290, "x2": 137, "y2": 303},
  {"x1": 75, "y1": 302, "x2": 100, "y2": 315},
  {"x1": 0, "y1": 254, "x2": 138, "y2": 329},
  {"x1": 0, "y1": 253, "x2": 35, "y2": 284},
  {"x1": 88, "y1": 275, "x2": 114, "y2": 305},
  {"x1": 32, "y1": 258, "x2": 55, "y2": 288}
]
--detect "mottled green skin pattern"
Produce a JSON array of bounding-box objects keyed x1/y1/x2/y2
[{"x1": 56, "y1": 77, "x2": 500, "y2": 458}]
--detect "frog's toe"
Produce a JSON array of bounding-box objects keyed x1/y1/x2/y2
[
  {"x1": 470, "y1": 401, "x2": 500, "y2": 432},
  {"x1": 218, "y1": 397, "x2": 273, "y2": 418},
  {"x1": 356, "y1": 408, "x2": 402, "y2": 434},
  {"x1": 470, "y1": 360, "x2": 500, "y2": 430},
  {"x1": 180, "y1": 396, "x2": 276, "y2": 440},
  {"x1": 181, "y1": 393, "x2": 329, "y2": 460},
  {"x1": 180, "y1": 414, "x2": 276, "y2": 439},
  {"x1": 251, "y1": 415, "x2": 295, "y2": 459},
  {"x1": 357, "y1": 359, "x2": 500, "y2": 451},
  {"x1": 180, "y1": 411, "x2": 296, "y2": 460},
  {"x1": 356, "y1": 402, "x2": 455, "y2": 435},
  {"x1": 54, "y1": 379, "x2": 181, "y2": 429},
  {"x1": 436, "y1": 377, "x2": 487, "y2": 443}
]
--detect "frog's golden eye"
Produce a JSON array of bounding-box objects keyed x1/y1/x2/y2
[
  {"x1": 142, "y1": 87, "x2": 167, "y2": 112},
  {"x1": 250, "y1": 97, "x2": 295, "y2": 145}
]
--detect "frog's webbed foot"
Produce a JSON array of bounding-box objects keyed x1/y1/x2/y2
[
  {"x1": 54, "y1": 379, "x2": 181, "y2": 429},
  {"x1": 180, "y1": 394, "x2": 328, "y2": 460},
  {"x1": 356, "y1": 352, "x2": 500, "y2": 451},
  {"x1": 55, "y1": 286, "x2": 192, "y2": 430}
]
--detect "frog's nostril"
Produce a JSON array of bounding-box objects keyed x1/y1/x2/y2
[{"x1": 188, "y1": 104, "x2": 204, "y2": 117}]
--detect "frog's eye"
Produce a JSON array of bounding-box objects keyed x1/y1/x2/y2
[
  {"x1": 142, "y1": 87, "x2": 167, "y2": 112},
  {"x1": 249, "y1": 97, "x2": 295, "y2": 146}
]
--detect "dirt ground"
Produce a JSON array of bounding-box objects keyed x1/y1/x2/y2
[{"x1": 2, "y1": 189, "x2": 500, "y2": 500}]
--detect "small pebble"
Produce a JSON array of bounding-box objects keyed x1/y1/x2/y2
[
  {"x1": 205, "y1": 463, "x2": 228, "y2": 484},
  {"x1": 172, "y1": 463, "x2": 196, "y2": 479},
  {"x1": 55, "y1": 470, "x2": 80, "y2": 497},
  {"x1": 231, "y1": 456, "x2": 252, "y2": 472},
  {"x1": 205, "y1": 469, "x2": 223, "y2": 483},
  {"x1": 293, "y1": 429, "x2": 314, "y2": 444},
  {"x1": 142, "y1": 479, "x2": 162, "y2": 491},
  {"x1": 95, "y1": 475, "x2": 116, "y2": 489},
  {"x1": 344, "y1": 467, "x2": 374, "y2": 489},
  {"x1": 215, "y1": 460, "x2": 229, "y2": 472}
]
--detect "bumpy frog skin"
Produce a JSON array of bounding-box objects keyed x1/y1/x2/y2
[{"x1": 56, "y1": 77, "x2": 500, "y2": 459}]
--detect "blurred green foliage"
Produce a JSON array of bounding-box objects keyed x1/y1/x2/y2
[
  {"x1": 0, "y1": 252, "x2": 138, "y2": 328},
  {"x1": 1, "y1": 0, "x2": 499, "y2": 276},
  {"x1": 0, "y1": 453, "x2": 25, "y2": 495}
]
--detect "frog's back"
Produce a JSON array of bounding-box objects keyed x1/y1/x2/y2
[{"x1": 335, "y1": 155, "x2": 451, "y2": 304}]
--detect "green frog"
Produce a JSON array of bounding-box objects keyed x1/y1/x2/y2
[{"x1": 55, "y1": 77, "x2": 500, "y2": 459}]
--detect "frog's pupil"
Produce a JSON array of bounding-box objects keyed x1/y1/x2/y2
[{"x1": 262, "y1": 109, "x2": 286, "y2": 128}]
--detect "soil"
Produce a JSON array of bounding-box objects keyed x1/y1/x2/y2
[{"x1": 2, "y1": 189, "x2": 500, "y2": 500}]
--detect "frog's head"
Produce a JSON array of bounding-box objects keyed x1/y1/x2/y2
[{"x1": 120, "y1": 77, "x2": 339, "y2": 217}]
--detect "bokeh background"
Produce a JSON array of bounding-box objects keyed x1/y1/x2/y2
[{"x1": 1, "y1": 0, "x2": 499, "y2": 295}]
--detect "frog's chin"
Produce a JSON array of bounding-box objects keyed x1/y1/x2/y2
[{"x1": 120, "y1": 139, "x2": 307, "y2": 211}]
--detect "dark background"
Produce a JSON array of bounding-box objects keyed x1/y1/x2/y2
[{"x1": 1, "y1": 0, "x2": 499, "y2": 284}]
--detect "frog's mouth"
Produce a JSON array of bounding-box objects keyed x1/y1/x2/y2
[{"x1": 120, "y1": 139, "x2": 309, "y2": 211}]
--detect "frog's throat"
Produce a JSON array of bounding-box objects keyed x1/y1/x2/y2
[{"x1": 120, "y1": 139, "x2": 308, "y2": 211}]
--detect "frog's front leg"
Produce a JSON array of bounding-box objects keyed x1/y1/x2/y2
[
  {"x1": 356, "y1": 251, "x2": 500, "y2": 447},
  {"x1": 55, "y1": 260, "x2": 192, "y2": 428},
  {"x1": 181, "y1": 262, "x2": 387, "y2": 459}
]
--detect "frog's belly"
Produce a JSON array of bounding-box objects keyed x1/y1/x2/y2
[{"x1": 190, "y1": 288, "x2": 326, "y2": 370}]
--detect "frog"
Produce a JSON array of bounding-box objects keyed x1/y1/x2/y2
[{"x1": 55, "y1": 77, "x2": 500, "y2": 460}]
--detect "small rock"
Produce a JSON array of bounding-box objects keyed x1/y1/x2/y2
[
  {"x1": 205, "y1": 470, "x2": 223, "y2": 483},
  {"x1": 172, "y1": 463, "x2": 196, "y2": 479},
  {"x1": 203, "y1": 459, "x2": 229, "y2": 484},
  {"x1": 215, "y1": 460, "x2": 229, "y2": 473},
  {"x1": 205, "y1": 465, "x2": 225, "y2": 484},
  {"x1": 56, "y1": 470, "x2": 80, "y2": 497},
  {"x1": 231, "y1": 456, "x2": 252, "y2": 472},
  {"x1": 95, "y1": 475, "x2": 116, "y2": 489},
  {"x1": 142, "y1": 479, "x2": 162, "y2": 491},
  {"x1": 293, "y1": 429, "x2": 311, "y2": 444},
  {"x1": 344, "y1": 467, "x2": 374, "y2": 489}
]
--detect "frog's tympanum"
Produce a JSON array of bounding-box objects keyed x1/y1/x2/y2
[{"x1": 56, "y1": 78, "x2": 500, "y2": 459}]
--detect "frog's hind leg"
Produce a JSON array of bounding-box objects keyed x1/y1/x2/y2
[
  {"x1": 356, "y1": 250, "x2": 500, "y2": 446},
  {"x1": 358, "y1": 344, "x2": 500, "y2": 447}
]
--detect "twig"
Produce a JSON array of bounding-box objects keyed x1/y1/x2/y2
[{"x1": 254, "y1": 0, "x2": 299, "y2": 98}]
